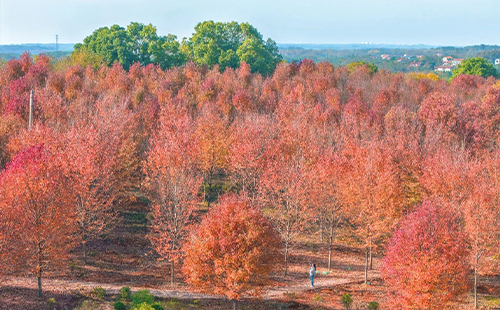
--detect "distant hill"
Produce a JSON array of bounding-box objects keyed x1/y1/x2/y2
[
  {"x1": 278, "y1": 43, "x2": 438, "y2": 50},
  {"x1": 0, "y1": 43, "x2": 74, "y2": 56}
]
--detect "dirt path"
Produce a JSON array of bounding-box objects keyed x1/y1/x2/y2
[
  {"x1": 265, "y1": 271, "x2": 380, "y2": 298},
  {"x1": 2, "y1": 271, "x2": 380, "y2": 301}
]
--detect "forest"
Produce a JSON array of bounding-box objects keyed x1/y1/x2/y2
[
  {"x1": 1, "y1": 21, "x2": 500, "y2": 310},
  {"x1": 280, "y1": 44, "x2": 500, "y2": 74}
]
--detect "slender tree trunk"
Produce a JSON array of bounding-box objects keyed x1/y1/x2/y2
[
  {"x1": 284, "y1": 240, "x2": 289, "y2": 276},
  {"x1": 171, "y1": 260, "x2": 175, "y2": 286},
  {"x1": 368, "y1": 236, "x2": 373, "y2": 270},
  {"x1": 37, "y1": 240, "x2": 43, "y2": 298},
  {"x1": 207, "y1": 170, "x2": 213, "y2": 208},
  {"x1": 38, "y1": 273, "x2": 43, "y2": 298},
  {"x1": 474, "y1": 266, "x2": 478, "y2": 309},
  {"x1": 202, "y1": 185, "x2": 206, "y2": 211},
  {"x1": 328, "y1": 222, "x2": 334, "y2": 271},
  {"x1": 233, "y1": 299, "x2": 238, "y2": 310},
  {"x1": 83, "y1": 239, "x2": 87, "y2": 265},
  {"x1": 364, "y1": 247, "x2": 369, "y2": 284},
  {"x1": 369, "y1": 246, "x2": 373, "y2": 270},
  {"x1": 320, "y1": 217, "x2": 324, "y2": 242}
]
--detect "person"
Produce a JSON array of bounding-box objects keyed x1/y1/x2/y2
[{"x1": 309, "y1": 263, "x2": 316, "y2": 288}]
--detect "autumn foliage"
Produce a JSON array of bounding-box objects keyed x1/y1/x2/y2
[
  {"x1": 182, "y1": 194, "x2": 281, "y2": 301},
  {"x1": 144, "y1": 105, "x2": 202, "y2": 285},
  {"x1": 0, "y1": 52, "x2": 499, "y2": 306},
  {"x1": 0, "y1": 139, "x2": 75, "y2": 298},
  {"x1": 381, "y1": 201, "x2": 470, "y2": 310}
]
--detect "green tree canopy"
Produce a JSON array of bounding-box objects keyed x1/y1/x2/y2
[
  {"x1": 182, "y1": 21, "x2": 282, "y2": 75},
  {"x1": 73, "y1": 22, "x2": 184, "y2": 69},
  {"x1": 346, "y1": 61, "x2": 378, "y2": 75},
  {"x1": 451, "y1": 57, "x2": 498, "y2": 79}
]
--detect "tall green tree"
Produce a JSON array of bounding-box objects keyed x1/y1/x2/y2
[
  {"x1": 451, "y1": 57, "x2": 497, "y2": 79},
  {"x1": 73, "y1": 22, "x2": 184, "y2": 69},
  {"x1": 73, "y1": 25, "x2": 135, "y2": 69},
  {"x1": 182, "y1": 21, "x2": 282, "y2": 75}
]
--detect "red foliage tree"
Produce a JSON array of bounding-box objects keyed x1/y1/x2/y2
[
  {"x1": 63, "y1": 124, "x2": 118, "y2": 264},
  {"x1": 195, "y1": 105, "x2": 230, "y2": 207},
  {"x1": 182, "y1": 194, "x2": 281, "y2": 310},
  {"x1": 465, "y1": 152, "x2": 500, "y2": 309},
  {"x1": 229, "y1": 114, "x2": 274, "y2": 199},
  {"x1": 338, "y1": 140, "x2": 405, "y2": 283},
  {"x1": 381, "y1": 201, "x2": 470, "y2": 310},
  {"x1": 144, "y1": 105, "x2": 201, "y2": 286},
  {"x1": 0, "y1": 143, "x2": 75, "y2": 298}
]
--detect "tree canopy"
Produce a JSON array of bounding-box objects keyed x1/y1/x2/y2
[
  {"x1": 73, "y1": 21, "x2": 282, "y2": 75},
  {"x1": 451, "y1": 57, "x2": 498, "y2": 79},
  {"x1": 73, "y1": 22, "x2": 184, "y2": 69},
  {"x1": 182, "y1": 21, "x2": 282, "y2": 75}
]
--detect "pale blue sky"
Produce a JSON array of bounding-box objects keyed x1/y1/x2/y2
[{"x1": 0, "y1": 0, "x2": 498, "y2": 46}]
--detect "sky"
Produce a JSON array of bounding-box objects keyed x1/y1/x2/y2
[{"x1": 0, "y1": 0, "x2": 498, "y2": 46}]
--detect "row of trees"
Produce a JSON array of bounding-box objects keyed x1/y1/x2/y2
[
  {"x1": 0, "y1": 53, "x2": 500, "y2": 308},
  {"x1": 73, "y1": 21, "x2": 282, "y2": 75}
]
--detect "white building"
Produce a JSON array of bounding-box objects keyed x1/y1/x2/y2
[{"x1": 435, "y1": 65, "x2": 455, "y2": 72}]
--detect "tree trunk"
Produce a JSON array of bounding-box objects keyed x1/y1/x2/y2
[
  {"x1": 474, "y1": 266, "x2": 478, "y2": 309},
  {"x1": 284, "y1": 241, "x2": 289, "y2": 276},
  {"x1": 320, "y1": 217, "x2": 324, "y2": 242},
  {"x1": 364, "y1": 247, "x2": 369, "y2": 284},
  {"x1": 207, "y1": 169, "x2": 213, "y2": 208},
  {"x1": 37, "y1": 272, "x2": 43, "y2": 298},
  {"x1": 171, "y1": 260, "x2": 175, "y2": 286},
  {"x1": 232, "y1": 299, "x2": 238, "y2": 310},
  {"x1": 83, "y1": 239, "x2": 87, "y2": 265},
  {"x1": 369, "y1": 245, "x2": 373, "y2": 270},
  {"x1": 328, "y1": 222, "x2": 334, "y2": 271},
  {"x1": 328, "y1": 246, "x2": 332, "y2": 272},
  {"x1": 37, "y1": 240, "x2": 43, "y2": 298}
]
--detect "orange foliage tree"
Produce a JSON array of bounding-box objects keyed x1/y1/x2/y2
[
  {"x1": 381, "y1": 201, "x2": 470, "y2": 310},
  {"x1": 144, "y1": 106, "x2": 201, "y2": 286},
  {"x1": 195, "y1": 106, "x2": 230, "y2": 207},
  {"x1": 0, "y1": 143, "x2": 75, "y2": 298},
  {"x1": 338, "y1": 140, "x2": 404, "y2": 284},
  {"x1": 63, "y1": 124, "x2": 118, "y2": 264},
  {"x1": 182, "y1": 194, "x2": 281, "y2": 310}
]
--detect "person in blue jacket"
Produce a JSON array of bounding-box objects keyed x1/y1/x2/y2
[{"x1": 309, "y1": 263, "x2": 316, "y2": 288}]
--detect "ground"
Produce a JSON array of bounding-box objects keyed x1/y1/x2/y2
[{"x1": 1, "y1": 199, "x2": 500, "y2": 310}]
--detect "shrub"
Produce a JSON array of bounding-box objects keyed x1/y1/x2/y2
[
  {"x1": 313, "y1": 294, "x2": 324, "y2": 303},
  {"x1": 368, "y1": 301, "x2": 379, "y2": 310},
  {"x1": 91, "y1": 287, "x2": 106, "y2": 300},
  {"x1": 341, "y1": 293, "x2": 353, "y2": 310},
  {"x1": 131, "y1": 289, "x2": 155, "y2": 306},
  {"x1": 46, "y1": 298, "x2": 56, "y2": 309},
  {"x1": 119, "y1": 286, "x2": 132, "y2": 301},
  {"x1": 132, "y1": 303, "x2": 155, "y2": 310},
  {"x1": 152, "y1": 303, "x2": 164, "y2": 310},
  {"x1": 283, "y1": 291, "x2": 296, "y2": 301},
  {"x1": 166, "y1": 298, "x2": 181, "y2": 308},
  {"x1": 77, "y1": 300, "x2": 101, "y2": 310},
  {"x1": 114, "y1": 301, "x2": 127, "y2": 310}
]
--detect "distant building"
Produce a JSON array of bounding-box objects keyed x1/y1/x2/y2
[
  {"x1": 381, "y1": 54, "x2": 391, "y2": 60},
  {"x1": 495, "y1": 59, "x2": 500, "y2": 65},
  {"x1": 442, "y1": 56, "x2": 453, "y2": 62},
  {"x1": 435, "y1": 64, "x2": 454, "y2": 72},
  {"x1": 410, "y1": 61, "x2": 422, "y2": 67},
  {"x1": 435, "y1": 57, "x2": 462, "y2": 72},
  {"x1": 451, "y1": 58, "x2": 463, "y2": 66}
]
